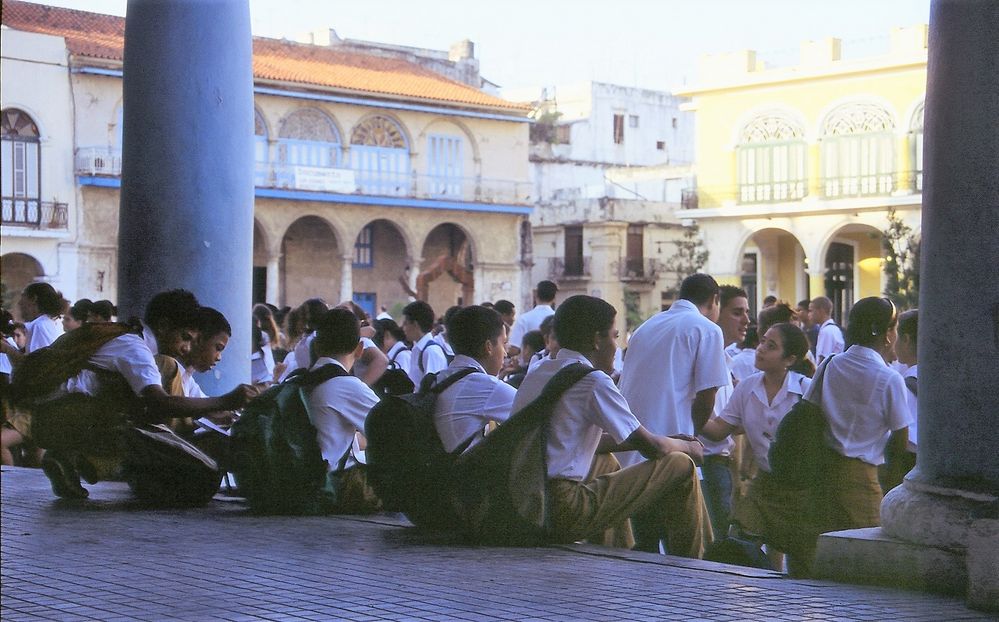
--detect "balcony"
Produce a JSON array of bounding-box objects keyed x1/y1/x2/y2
[
  {"x1": 1, "y1": 199, "x2": 68, "y2": 231},
  {"x1": 75, "y1": 147, "x2": 122, "y2": 176},
  {"x1": 620, "y1": 258, "x2": 664, "y2": 282},
  {"x1": 681, "y1": 171, "x2": 923, "y2": 209},
  {"x1": 548, "y1": 257, "x2": 591, "y2": 282}
]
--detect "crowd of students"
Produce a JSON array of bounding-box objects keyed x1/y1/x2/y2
[{"x1": 0, "y1": 275, "x2": 919, "y2": 577}]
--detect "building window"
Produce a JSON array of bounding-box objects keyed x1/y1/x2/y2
[
  {"x1": 276, "y1": 108, "x2": 343, "y2": 190},
  {"x1": 352, "y1": 292, "x2": 377, "y2": 318},
  {"x1": 1, "y1": 108, "x2": 41, "y2": 226},
  {"x1": 564, "y1": 225, "x2": 584, "y2": 276},
  {"x1": 629, "y1": 114, "x2": 639, "y2": 128},
  {"x1": 656, "y1": 141, "x2": 666, "y2": 151},
  {"x1": 820, "y1": 103, "x2": 896, "y2": 198},
  {"x1": 736, "y1": 115, "x2": 807, "y2": 203},
  {"x1": 427, "y1": 134, "x2": 463, "y2": 198},
  {"x1": 254, "y1": 108, "x2": 269, "y2": 186},
  {"x1": 672, "y1": 117, "x2": 678, "y2": 129},
  {"x1": 353, "y1": 224, "x2": 374, "y2": 267},
  {"x1": 910, "y1": 101, "x2": 924, "y2": 192},
  {"x1": 554, "y1": 124, "x2": 572, "y2": 144},
  {"x1": 613, "y1": 114, "x2": 625, "y2": 145},
  {"x1": 350, "y1": 115, "x2": 410, "y2": 196},
  {"x1": 625, "y1": 224, "x2": 645, "y2": 277}
]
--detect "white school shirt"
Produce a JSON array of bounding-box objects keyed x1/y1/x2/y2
[
  {"x1": 25, "y1": 315, "x2": 62, "y2": 353},
  {"x1": 699, "y1": 350, "x2": 735, "y2": 458},
  {"x1": 0, "y1": 336, "x2": 17, "y2": 375},
  {"x1": 899, "y1": 364, "x2": 918, "y2": 452},
  {"x1": 719, "y1": 371, "x2": 811, "y2": 472},
  {"x1": 277, "y1": 333, "x2": 314, "y2": 383},
  {"x1": 806, "y1": 345, "x2": 911, "y2": 465},
  {"x1": 617, "y1": 299, "x2": 730, "y2": 467},
  {"x1": 508, "y1": 304, "x2": 554, "y2": 352},
  {"x1": 65, "y1": 334, "x2": 162, "y2": 396},
  {"x1": 432, "y1": 355, "x2": 516, "y2": 453},
  {"x1": 181, "y1": 364, "x2": 208, "y2": 398},
  {"x1": 350, "y1": 337, "x2": 379, "y2": 380},
  {"x1": 729, "y1": 347, "x2": 758, "y2": 383},
  {"x1": 815, "y1": 319, "x2": 844, "y2": 361},
  {"x1": 433, "y1": 332, "x2": 454, "y2": 357},
  {"x1": 305, "y1": 357, "x2": 379, "y2": 473},
  {"x1": 385, "y1": 341, "x2": 412, "y2": 373},
  {"x1": 142, "y1": 323, "x2": 158, "y2": 355},
  {"x1": 408, "y1": 332, "x2": 448, "y2": 386},
  {"x1": 512, "y1": 349, "x2": 640, "y2": 481}
]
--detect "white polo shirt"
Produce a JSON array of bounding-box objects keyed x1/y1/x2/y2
[
  {"x1": 512, "y1": 349, "x2": 640, "y2": 481},
  {"x1": 305, "y1": 358, "x2": 379, "y2": 472},
  {"x1": 181, "y1": 364, "x2": 208, "y2": 398},
  {"x1": 728, "y1": 346, "x2": 758, "y2": 383},
  {"x1": 25, "y1": 314, "x2": 62, "y2": 353},
  {"x1": 699, "y1": 350, "x2": 735, "y2": 458},
  {"x1": 815, "y1": 319, "x2": 844, "y2": 361},
  {"x1": 899, "y1": 364, "x2": 918, "y2": 452},
  {"x1": 719, "y1": 371, "x2": 811, "y2": 472},
  {"x1": 432, "y1": 355, "x2": 516, "y2": 453},
  {"x1": 408, "y1": 332, "x2": 449, "y2": 386},
  {"x1": 617, "y1": 299, "x2": 730, "y2": 467},
  {"x1": 806, "y1": 345, "x2": 911, "y2": 465},
  {"x1": 508, "y1": 304, "x2": 554, "y2": 352},
  {"x1": 65, "y1": 333, "x2": 162, "y2": 396}
]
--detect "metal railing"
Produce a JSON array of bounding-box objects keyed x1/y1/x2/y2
[
  {"x1": 548, "y1": 256, "x2": 591, "y2": 281},
  {"x1": 75, "y1": 147, "x2": 122, "y2": 176},
  {"x1": 681, "y1": 171, "x2": 923, "y2": 209},
  {"x1": 620, "y1": 258, "x2": 664, "y2": 281},
  {"x1": 1, "y1": 199, "x2": 68, "y2": 230},
  {"x1": 738, "y1": 180, "x2": 808, "y2": 203}
]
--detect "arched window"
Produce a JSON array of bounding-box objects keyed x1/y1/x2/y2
[
  {"x1": 277, "y1": 108, "x2": 343, "y2": 189},
  {"x1": 1, "y1": 108, "x2": 41, "y2": 226},
  {"x1": 349, "y1": 116, "x2": 410, "y2": 196},
  {"x1": 426, "y1": 134, "x2": 464, "y2": 198},
  {"x1": 254, "y1": 108, "x2": 269, "y2": 186},
  {"x1": 910, "y1": 101, "x2": 924, "y2": 192},
  {"x1": 736, "y1": 115, "x2": 807, "y2": 203},
  {"x1": 821, "y1": 103, "x2": 896, "y2": 198}
]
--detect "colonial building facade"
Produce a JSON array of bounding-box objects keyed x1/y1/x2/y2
[
  {"x1": 1, "y1": 1, "x2": 532, "y2": 319},
  {"x1": 675, "y1": 27, "x2": 926, "y2": 322}
]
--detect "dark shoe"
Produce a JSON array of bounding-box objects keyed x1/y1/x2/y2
[{"x1": 42, "y1": 452, "x2": 89, "y2": 499}]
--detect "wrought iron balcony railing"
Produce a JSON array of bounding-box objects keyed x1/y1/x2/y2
[
  {"x1": 620, "y1": 258, "x2": 664, "y2": 282},
  {"x1": 1, "y1": 199, "x2": 68, "y2": 230},
  {"x1": 548, "y1": 256, "x2": 591, "y2": 281}
]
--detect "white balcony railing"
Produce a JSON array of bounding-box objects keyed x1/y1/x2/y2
[{"x1": 75, "y1": 147, "x2": 122, "y2": 176}]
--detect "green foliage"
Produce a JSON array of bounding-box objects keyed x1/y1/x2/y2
[
  {"x1": 882, "y1": 208, "x2": 920, "y2": 309},
  {"x1": 661, "y1": 224, "x2": 710, "y2": 296},
  {"x1": 529, "y1": 110, "x2": 562, "y2": 144},
  {"x1": 623, "y1": 291, "x2": 645, "y2": 332}
]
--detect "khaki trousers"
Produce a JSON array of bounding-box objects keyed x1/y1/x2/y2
[{"x1": 548, "y1": 452, "x2": 712, "y2": 559}]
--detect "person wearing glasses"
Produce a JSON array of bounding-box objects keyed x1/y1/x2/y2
[{"x1": 802, "y1": 297, "x2": 911, "y2": 564}]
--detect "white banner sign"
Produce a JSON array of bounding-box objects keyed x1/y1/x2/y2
[{"x1": 294, "y1": 166, "x2": 357, "y2": 193}]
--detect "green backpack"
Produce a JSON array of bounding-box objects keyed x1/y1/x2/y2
[{"x1": 230, "y1": 364, "x2": 351, "y2": 515}]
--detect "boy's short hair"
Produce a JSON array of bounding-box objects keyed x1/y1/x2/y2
[
  {"x1": 539, "y1": 315, "x2": 555, "y2": 337},
  {"x1": 810, "y1": 296, "x2": 833, "y2": 313},
  {"x1": 403, "y1": 300, "x2": 436, "y2": 333},
  {"x1": 719, "y1": 285, "x2": 748, "y2": 309},
  {"x1": 493, "y1": 299, "x2": 515, "y2": 316},
  {"x1": 313, "y1": 308, "x2": 361, "y2": 356},
  {"x1": 373, "y1": 318, "x2": 406, "y2": 349},
  {"x1": 144, "y1": 289, "x2": 200, "y2": 330},
  {"x1": 898, "y1": 308, "x2": 918, "y2": 340},
  {"x1": 678, "y1": 274, "x2": 719, "y2": 306},
  {"x1": 522, "y1": 330, "x2": 545, "y2": 354},
  {"x1": 553, "y1": 295, "x2": 616, "y2": 353},
  {"x1": 195, "y1": 306, "x2": 231, "y2": 337},
  {"x1": 536, "y1": 280, "x2": 558, "y2": 303},
  {"x1": 91, "y1": 299, "x2": 117, "y2": 321},
  {"x1": 447, "y1": 305, "x2": 505, "y2": 357}
]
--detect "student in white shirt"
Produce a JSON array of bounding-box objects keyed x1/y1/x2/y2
[
  {"x1": 305, "y1": 308, "x2": 382, "y2": 514},
  {"x1": 702, "y1": 322, "x2": 814, "y2": 571},
  {"x1": 0, "y1": 282, "x2": 65, "y2": 367},
  {"x1": 882, "y1": 308, "x2": 918, "y2": 492},
  {"x1": 278, "y1": 298, "x2": 329, "y2": 383},
  {"x1": 373, "y1": 318, "x2": 412, "y2": 374},
  {"x1": 512, "y1": 295, "x2": 710, "y2": 557},
  {"x1": 809, "y1": 296, "x2": 844, "y2": 362},
  {"x1": 507, "y1": 280, "x2": 557, "y2": 357},
  {"x1": 432, "y1": 306, "x2": 516, "y2": 453},
  {"x1": 335, "y1": 301, "x2": 389, "y2": 387},
  {"x1": 402, "y1": 300, "x2": 448, "y2": 387}
]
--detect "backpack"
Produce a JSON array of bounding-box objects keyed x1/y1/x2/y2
[
  {"x1": 372, "y1": 345, "x2": 415, "y2": 398},
  {"x1": 767, "y1": 356, "x2": 837, "y2": 489},
  {"x1": 364, "y1": 367, "x2": 479, "y2": 529},
  {"x1": 419, "y1": 340, "x2": 454, "y2": 373},
  {"x1": 229, "y1": 363, "x2": 351, "y2": 515},
  {"x1": 449, "y1": 363, "x2": 598, "y2": 546},
  {"x1": 9, "y1": 322, "x2": 136, "y2": 407}
]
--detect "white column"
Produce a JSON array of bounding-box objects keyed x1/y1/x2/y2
[
  {"x1": 339, "y1": 254, "x2": 353, "y2": 304},
  {"x1": 265, "y1": 253, "x2": 281, "y2": 306}
]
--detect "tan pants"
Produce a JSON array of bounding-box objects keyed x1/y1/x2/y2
[
  {"x1": 548, "y1": 452, "x2": 712, "y2": 559},
  {"x1": 584, "y1": 453, "x2": 635, "y2": 549}
]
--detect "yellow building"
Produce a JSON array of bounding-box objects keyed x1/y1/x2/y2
[
  {"x1": 2, "y1": 1, "x2": 531, "y2": 319},
  {"x1": 675, "y1": 27, "x2": 926, "y2": 322}
]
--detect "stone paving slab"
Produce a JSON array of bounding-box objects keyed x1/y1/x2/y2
[{"x1": 1, "y1": 466, "x2": 991, "y2": 621}]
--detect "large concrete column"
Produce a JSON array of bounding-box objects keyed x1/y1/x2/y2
[
  {"x1": 117, "y1": 0, "x2": 254, "y2": 394},
  {"x1": 338, "y1": 255, "x2": 354, "y2": 305}
]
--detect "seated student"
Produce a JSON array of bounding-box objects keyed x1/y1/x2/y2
[
  {"x1": 373, "y1": 318, "x2": 411, "y2": 373},
  {"x1": 88, "y1": 300, "x2": 117, "y2": 323},
  {"x1": 249, "y1": 325, "x2": 275, "y2": 390},
  {"x1": 180, "y1": 307, "x2": 232, "y2": 399},
  {"x1": 27, "y1": 291, "x2": 257, "y2": 499},
  {"x1": 403, "y1": 300, "x2": 448, "y2": 386},
  {"x1": 433, "y1": 305, "x2": 462, "y2": 358},
  {"x1": 277, "y1": 298, "x2": 329, "y2": 383},
  {"x1": 335, "y1": 301, "x2": 389, "y2": 387},
  {"x1": 63, "y1": 299, "x2": 93, "y2": 333},
  {"x1": 304, "y1": 308, "x2": 382, "y2": 514},
  {"x1": 510, "y1": 295, "x2": 711, "y2": 557},
  {"x1": 432, "y1": 306, "x2": 516, "y2": 453},
  {"x1": 526, "y1": 315, "x2": 559, "y2": 374},
  {"x1": 501, "y1": 330, "x2": 544, "y2": 388}
]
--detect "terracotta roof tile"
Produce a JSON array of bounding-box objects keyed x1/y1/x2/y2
[{"x1": 2, "y1": 0, "x2": 528, "y2": 113}]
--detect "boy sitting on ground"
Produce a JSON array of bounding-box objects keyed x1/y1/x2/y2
[{"x1": 305, "y1": 308, "x2": 383, "y2": 514}]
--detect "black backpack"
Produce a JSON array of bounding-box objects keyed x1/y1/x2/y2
[
  {"x1": 364, "y1": 367, "x2": 479, "y2": 529},
  {"x1": 419, "y1": 340, "x2": 454, "y2": 373},
  {"x1": 230, "y1": 363, "x2": 351, "y2": 515},
  {"x1": 372, "y1": 345, "x2": 415, "y2": 398}
]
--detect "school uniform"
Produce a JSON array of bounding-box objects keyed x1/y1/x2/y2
[
  {"x1": 815, "y1": 319, "x2": 844, "y2": 361},
  {"x1": 432, "y1": 355, "x2": 516, "y2": 453},
  {"x1": 407, "y1": 332, "x2": 448, "y2": 386},
  {"x1": 350, "y1": 337, "x2": 381, "y2": 382},
  {"x1": 728, "y1": 346, "x2": 758, "y2": 383},
  {"x1": 385, "y1": 341, "x2": 412, "y2": 374},
  {"x1": 513, "y1": 349, "x2": 710, "y2": 556},
  {"x1": 25, "y1": 314, "x2": 62, "y2": 353},
  {"x1": 508, "y1": 304, "x2": 554, "y2": 352}
]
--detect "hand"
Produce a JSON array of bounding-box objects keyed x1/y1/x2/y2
[
  {"x1": 223, "y1": 384, "x2": 259, "y2": 409},
  {"x1": 662, "y1": 435, "x2": 704, "y2": 465}
]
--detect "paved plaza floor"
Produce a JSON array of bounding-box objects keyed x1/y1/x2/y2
[{"x1": 1, "y1": 466, "x2": 991, "y2": 621}]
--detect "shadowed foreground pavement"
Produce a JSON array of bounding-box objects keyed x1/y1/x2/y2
[{"x1": 1, "y1": 466, "x2": 990, "y2": 621}]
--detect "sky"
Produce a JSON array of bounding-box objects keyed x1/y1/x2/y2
[{"x1": 37, "y1": 0, "x2": 931, "y2": 94}]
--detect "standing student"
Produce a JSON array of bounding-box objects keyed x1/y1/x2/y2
[
  {"x1": 403, "y1": 300, "x2": 448, "y2": 387},
  {"x1": 508, "y1": 280, "x2": 557, "y2": 358},
  {"x1": 881, "y1": 308, "x2": 918, "y2": 492},
  {"x1": 809, "y1": 296, "x2": 844, "y2": 363},
  {"x1": 511, "y1": 295, "x2": 710, "y2": 556},
  {"x1": 0, "y1": 283, "x2": 65, "y2": 366}
]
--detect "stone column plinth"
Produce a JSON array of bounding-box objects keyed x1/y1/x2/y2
[{"x1": 118, "y1": 0, "x2": 255, "y2": 394}]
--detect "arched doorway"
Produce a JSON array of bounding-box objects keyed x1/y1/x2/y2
[
  {"x1": 823, "y1": 224, "x2": 884, "y2": 324},
  {"x1": 1, "y1": 252, "x2": 44, "y2": 320},
  {"x1": 252, "y1": 220, "x2": 268, "y2": 305},
  {"x1": 418, "y1": 223, "x2": 473, "y2": 315},
  {"x1": 739, "y1": 228, "x2": 808, "y2": 319},
  {"x1": 280, "y1": 216, "x2": 340, "y2": 308},
  {"x1": 351, "y1": 219, "x2": 410, "y2": 318}
]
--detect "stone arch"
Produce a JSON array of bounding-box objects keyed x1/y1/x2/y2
[
  {"x1": 348, "y1": 113, "x2": 412, "y2": 196},
  {"x1": 736, "y1": 226, "x2": 809, "y2": 316},
  {"x1": 817, "y1": 97, "x2": 898, "y2": 137},
  {"x1": 817, "y1": 97, "x2": 898, "y2": 197},
  {"x1": 816, "y1": 221, "x2": 886, "y2": 324},
  {"x1": 1, "y1": 252, "x2": 45, "y2": 319},
  {"x1": 731, "y1": 106, "x2": 808, "y2": 147},
  {"x1": 280, "y1": 215, "x2": 343, "y2": 308},
  {"x1": 350, "y1": 218, "x2": 413, "y2": 317},
  {"x1": 907, "y1": 98, "x2": 925, "y2": 132},
  {"x1": 277, "y1": 106, "x2": 345, "y2": 169},
  {"x1": 349, "y1": 113, "x2": 412, "y2": 152},
  {"x1": 418, "y1": 222, "x2": 475, "y2": 311},
  {"x1": 0, "y1": 103, "x2": 47, "y2": 140}
]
